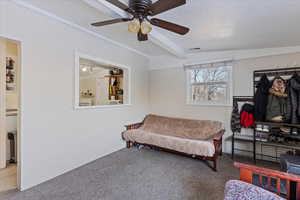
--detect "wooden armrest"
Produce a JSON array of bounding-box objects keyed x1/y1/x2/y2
[
  {"x1": 125, "y1": 122, "x2": 143, "y2": 130},
  {"x1": 213, "y1": 129, "x2": 225, "y2": 141},
  {"x1": 213, "y1": 129, "x2": 224, "y2": 156}
]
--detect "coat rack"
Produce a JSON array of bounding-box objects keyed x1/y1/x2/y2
[
  {"x1": 232, "y1": 66, "x2": 300, "y2": 163},
  {"x1": 231, "y1": 96, "x2": 254, "y2": 159}
]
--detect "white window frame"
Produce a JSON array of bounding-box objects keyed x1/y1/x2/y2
[
  {"x1": 74, "y1": 51, "x2": 131, "y2": 109},
  {"x1": 185, "y1": 62, "x2": 233, "y2": 106}
]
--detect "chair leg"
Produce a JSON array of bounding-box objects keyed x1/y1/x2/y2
[
  {"x1": 126, "y1": 141, "x2": 131, "y2": 148},
  {"x1": 213, "y1": 159, "x2": 217, "y2": 172}
]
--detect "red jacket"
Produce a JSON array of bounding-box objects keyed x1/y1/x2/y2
[{"x1": 240, "y1": 111, "x2": 254, "y2": 128}]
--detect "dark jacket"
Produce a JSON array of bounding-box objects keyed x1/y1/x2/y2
[
  {"x1": 254, "y1": 74, "x2": 270, "y2": 121},
  {"x1": 289, "y1": 74, "x2": 300, "y2": 124}
]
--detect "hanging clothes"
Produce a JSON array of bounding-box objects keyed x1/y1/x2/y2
[
  {"x1": 240, "y1": 103, "x2": 255, "y2": 128},
  {"x1": 231, "y1": 100, "x2": 241, "y2": 133},
  {"x1": 254, "y1": 74, "x2": 270, "y2": 121},
  {"x1": 266, "y1": 77, "x2": 289, "y2": 122},
  {"x1": 288, "y1": 73, "x2": 300, "y2": 124}
]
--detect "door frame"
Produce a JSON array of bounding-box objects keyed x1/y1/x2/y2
[
  {"x1": 0, "y1": 35, "x2": 22, "y2": 190},
  {"x1": 0, "y1": 38, "x2": 6, "y2": 169}
]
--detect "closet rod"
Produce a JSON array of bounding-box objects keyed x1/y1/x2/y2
[
  {"x1": 254, "y1": 66, "x2": 300, "y2": 77},
  {"x1": 6, "y1": 113, "x2": 17, "y2": 116},
  {"x1": 233, "y1": 96, "x2": 253, "y2": 102}
]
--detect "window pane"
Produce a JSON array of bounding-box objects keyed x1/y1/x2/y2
[
  {"x1": 191, "y1": 66, "x2": 228, "y2": 84},
  {"x1": 192, "y1": 84, "x2": 227, "y2": 102}
]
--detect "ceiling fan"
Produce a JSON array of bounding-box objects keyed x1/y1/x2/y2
[{"x1": 91, "y1": 0, "x2": 190, "y2": 41}]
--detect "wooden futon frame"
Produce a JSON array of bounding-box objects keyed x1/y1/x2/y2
[{"x1": 123, "y1": 122, "x2": 224, "y2": 172}]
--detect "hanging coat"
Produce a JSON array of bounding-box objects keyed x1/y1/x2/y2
[
  {"x1": 231, "y1": 100, "x2": 241, "y2": 133},
  {"x1": 254, "y1": 74, "x2": 270, "y2": 121},
  {"x1": 266, "y1": 77, "x2": 289, "y2": 122},
  {"x1": 289, "y1": 74, "x2": 300, "y2": 124},
  {"x1": 240, "y1": 103, "x2": 255, "y2": 128}
]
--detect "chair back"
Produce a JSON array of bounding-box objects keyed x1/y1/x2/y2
[{"x1": 235, "y1": 162, "x2": 300, "y2": 200}]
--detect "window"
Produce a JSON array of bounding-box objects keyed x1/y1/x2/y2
[
  {"x1": 75, "y1": 53, "x2": 130, "y2": 109},
  {"x1": 185, "y1": 61, "x2": 232, "y2": 105}
]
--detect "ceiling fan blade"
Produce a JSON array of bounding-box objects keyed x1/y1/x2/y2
[
  {"x1": 137, "y1": 31, "x2": 148, "y2": 41},
  {"x1": 149, "y1": 0, "x2": 186, "y2": 16},
  {"x1": 150, "y1": 18, "x2": 189, "y2": 35},
  {"x1": 91, "y1": 18, "x2": 131, "y2": 27},
  {"x1": 105, "y1": 0, "x2": 134, "y2": 14}
]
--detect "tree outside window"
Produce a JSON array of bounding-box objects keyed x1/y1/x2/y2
[{"x1": 186, "y1": 64, "x2": 232, "y2": 105}]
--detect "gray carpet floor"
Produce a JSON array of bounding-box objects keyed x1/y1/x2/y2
[{"x1": 0, "y1": 147, "x2": 278, "y2": 200}]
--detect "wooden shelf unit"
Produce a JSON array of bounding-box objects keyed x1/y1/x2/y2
[
  {"x1": 106, "y1": 74, "x2": 123, "y2": 101},
  {"x1": 255, "y1": 121, "x2": 300, "y2": 128}
]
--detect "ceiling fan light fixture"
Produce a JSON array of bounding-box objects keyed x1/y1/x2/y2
[
  {"x1": 128, "y1": 18, "x2": 140, "y2": 34},
  {"x1": 92, "y1": 0, "x2": 189, "y2": 41},
  {"x1": 141, "y1": 21, "x2": 152, "y2": 34}
]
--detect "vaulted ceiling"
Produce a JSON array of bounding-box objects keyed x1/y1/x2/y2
[{"x1": 19, "y1": 0, "x2": 300, "y2": 58}]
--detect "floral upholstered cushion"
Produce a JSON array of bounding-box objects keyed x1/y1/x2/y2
[{"x1": 224, "y1": 180, "x2": 284, "y2": 200}]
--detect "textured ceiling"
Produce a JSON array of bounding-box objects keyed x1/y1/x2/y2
[
  {"x1": 24, "y1": 0, "x2": 171, "y2": 56},
  {"x1": 156, "y1": 0, "x2": 300, "y2": 52},
  {"x1": 22, "y1": 0, "x2": 300, "y2": 57}
]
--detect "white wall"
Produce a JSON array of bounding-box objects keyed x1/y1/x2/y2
[
  {"x1": 149, "y1": 52, "x2": 300, "y2": 154},
  {"x1": 1, "y1": 1, "x2": 149, "y2": 190}
]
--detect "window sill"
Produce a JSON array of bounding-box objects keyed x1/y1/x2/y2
[
  {"x1": 186, "y1": 103, "x2": 232, "y2": 107},
  {"x1": 74, "y1": 104, "x2": 132, "y2": 110}
]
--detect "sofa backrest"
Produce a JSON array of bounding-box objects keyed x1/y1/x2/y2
[{"x1": 141, "y1": 114, "x2": 223, "y2": 140}]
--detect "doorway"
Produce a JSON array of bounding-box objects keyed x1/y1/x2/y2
[{"x1": 0, "y1": 37, "x2": 21, "y2": 193}]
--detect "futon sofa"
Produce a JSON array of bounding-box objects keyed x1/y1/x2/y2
[{"x1": 122, "y1": 114, "x2": 225, "y2": 171}]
